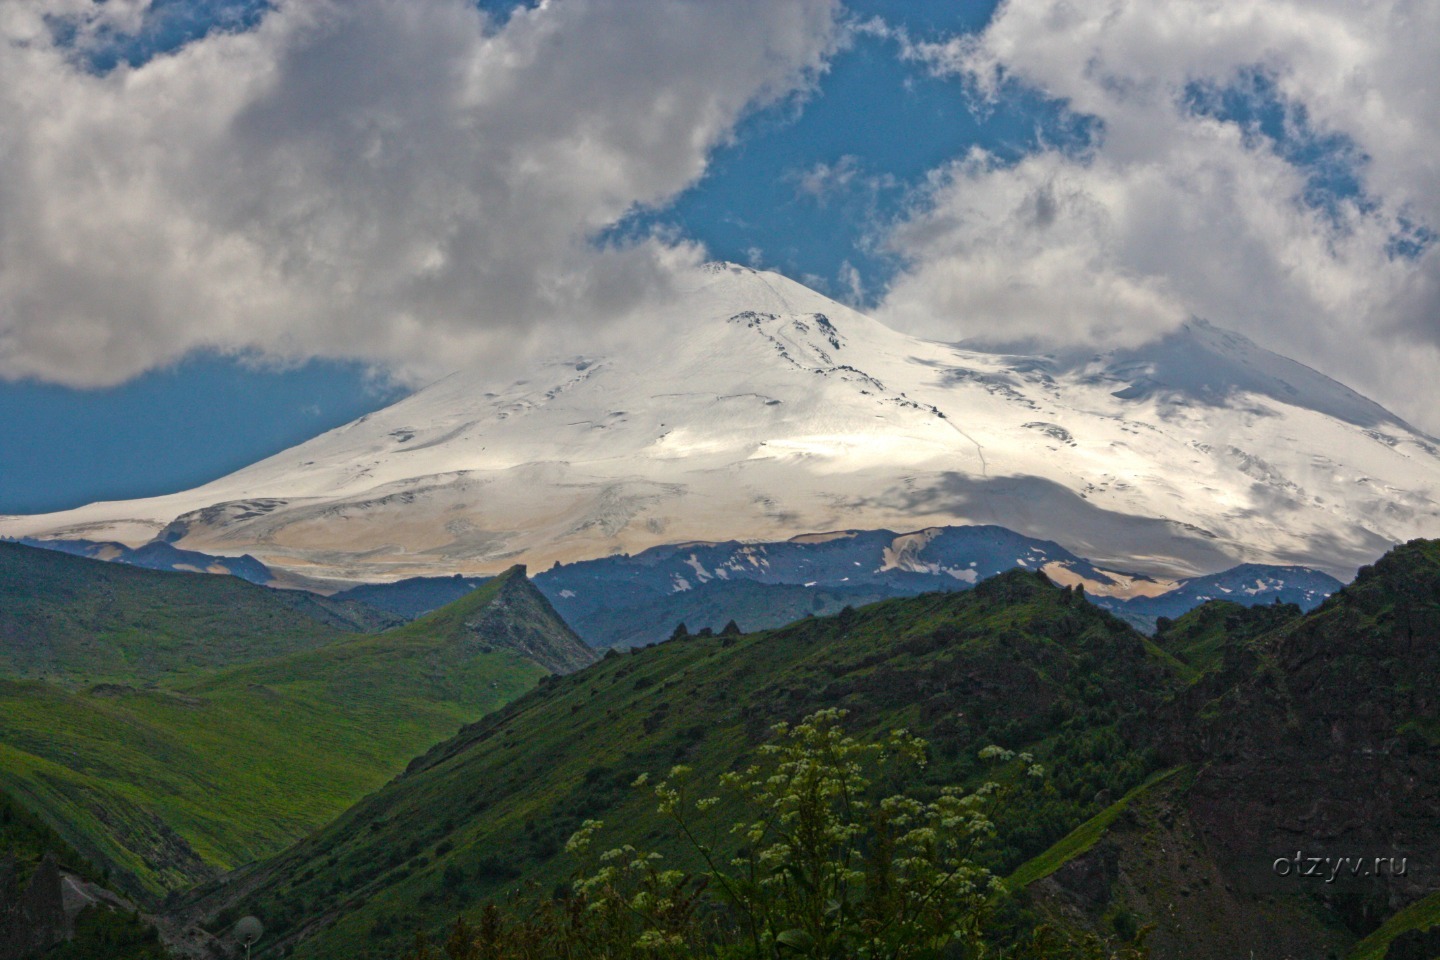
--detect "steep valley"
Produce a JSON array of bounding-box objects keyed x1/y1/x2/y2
[{"x1": 0, "y1": 550, "x2": 584, "y2": 903}]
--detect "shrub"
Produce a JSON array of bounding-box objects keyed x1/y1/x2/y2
[{"x1": 403, "y1": 709, "x2": 1051, "y2": 959}]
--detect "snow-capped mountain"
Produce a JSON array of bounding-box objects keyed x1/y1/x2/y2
[
  {"x1": 4, "y1": 263, "x2": 1437, "y2": 581},
  {"x1": 528, "y1": 526, "x2": 1342, "y2": 646}
]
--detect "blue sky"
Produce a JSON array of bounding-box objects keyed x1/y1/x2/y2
[
  {"x1": 1, "y1": 0, "x2": 1435, "y2": 515},
  {"x1": 5, "y1": 0, "x2": 1022, "y2": 513}
]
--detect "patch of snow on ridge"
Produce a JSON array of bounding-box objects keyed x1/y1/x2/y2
[
  {"x1": 788, "y1": 531, "x2": 860, "y2": 545},
  {"x1": 683, "y1": 554, "x2": 713, "y2": 583}
]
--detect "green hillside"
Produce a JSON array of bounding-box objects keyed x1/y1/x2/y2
[
  {"x1": 1149, "y1": 597, "x2": 1301, "y2": 679},
  {"x1": 0, "y1": 783, "x2": 99, "y2": 889},
  {"x1": 0, "y1": 568, "x2": 570, "y2": 902},
  {"x1": 11, "y1": 538, "x2": 1439, "y2": 958},
  {"x1": 0, "y1": 540, "x2": 397, "y2": 684},
  {"x1": 1, "y1": 783, "x2": 173, "y2": 960},
  {"x1": 171, "y1": 542, "x2": 1440, "y2": 960},
  {"x1": 176, "y1": 571, "x2": 1171, "y2": 959}
]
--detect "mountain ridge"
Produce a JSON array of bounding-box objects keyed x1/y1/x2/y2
[
  {"x1": 0, "y1": 540, "x2": 397, "y2": 684},
  {"x1": 0, "y1": 554, "x2": 584, "y2": 901},
  {"x1": 3, "y1": 264, "x2": 1436, "y2": 581},
  {"x1": 165, "y1": 539, "x2": 1440, "y2": 960}
]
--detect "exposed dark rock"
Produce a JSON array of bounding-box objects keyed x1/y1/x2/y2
[
  {"x1": 1167, "y1": 542, "x2": 1440, "y2": 925},
  {"x1": 1048, "y1": 843, "x2": 1119, "y2": 910},
  {"x1": 1385, "y1": 924, "x2": 1440, "y2": 960},
  {"x1": 462, "y1": 567, "x2": 598, "y2": 674},
  {"x1": 0, "y1": 854, "x2": 68, "y2": 960}
]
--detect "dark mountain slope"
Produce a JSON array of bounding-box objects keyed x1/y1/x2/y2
[
  {"x1": 539, "y1": 526, "x2": 1333, "y2": 648},
  {"x1": 330, "y1": 575, "x2": 492, "y2": 620},
  {"x1": 303, "y1": 524, "x2": 1340, "y2": 648},
  {"x1": 13, "y1": 536, "x2": 273, "y2": 585},
  {"x1": 1090, "y1": 563, "x2": 1341, "y2": 631},
  {"x1": 0, "y1": 541, "x2": 396, "y2": 684},
  {"x1": 539, "y1": 577, "x2": 903, "y2": 650},
  {"x1": 1012, "y1": 539, "x2": 1440, "y2": 959}
]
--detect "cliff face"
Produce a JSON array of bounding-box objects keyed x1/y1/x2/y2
[
  {"x1": 1028, "y1": 541, "x2": 1440, "y2": 960},
  {"x1": 459, "y1": 567, "x2": 598, "y2": 675},
  {"x1": 1175, "y1": 541, "x2": 1440, "y2": 918},
  {"x1": 0, "y1": 855, "x2": 68, "y2": 960}
]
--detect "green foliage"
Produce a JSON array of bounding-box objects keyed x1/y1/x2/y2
[
  {"x1": 1004, "y1": 923, "x2": 1149, "y2": 960},
  {"x1": 403, "y1": 710, "x2": 1047, "y2": 959},
  {"x1": 0, "y1": 540, "x2": 381, "y2": 685},
  {"x1": 1151, "y1": 600, "x2": 1301, "y2": 678},
  {"x1": 213, "y1": 571, "x2": 1160, "y2": 959},
  {"x1": 0, "y1": 571, "x2": 549, "y2": 901},
  {"x1": 44, "y1": 906, "x2": 169, "y2": 960},
  {"x1": 0, "y1": 785, "x2": 96, "y2": 887}
]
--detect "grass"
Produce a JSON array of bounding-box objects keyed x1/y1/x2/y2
[
  {"x1": 0, "y1": 541, "x2": 376, "y2": 685},
  {"x1": 1006, "y1": 765, "x2": 1189, "y2": 889},
  {"x1": 0, "y1": 570, "x2": 554, "y2": 902},
  {"x1": 1348, "y1": 890, "x2": 1440, "y2": 960},
  {"x1": 190, "y1": 571, "x2": 1171, "y2": 960},
  {"x1": 0, "y1": 650, "x2": 542, "y2": 900}
]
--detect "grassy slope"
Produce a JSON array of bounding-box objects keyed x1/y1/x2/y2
[
  {"x1": 1006, "y1": 765, "x2": 1189, "y2": 888},
  {"x1": 0, "y1": 540, "x2": 390, "y2": 684},
  {"x1": 180, "y1": 572, "x2": 1175, "y2": 959},
  {"x1": 0, "y1": 783, "x2": 99, "y2": 887},
  {"x1": 0, "y1": 572, "x2": 549, "y2": 902}
]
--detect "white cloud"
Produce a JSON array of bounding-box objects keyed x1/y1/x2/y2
[
  {"x1": 794, "y1": 154, "x2": 861, "y2": 202},
  {"x1": 877, "y1": 0, "x2": 1440, "y2": 431},
  {"x1": 0, "y1": 0, "x2": 840, "y2": 387}
]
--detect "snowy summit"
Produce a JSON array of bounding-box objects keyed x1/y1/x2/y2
[{"x1": 4, "y1": 264, "x2": 1437, "y2": 581}]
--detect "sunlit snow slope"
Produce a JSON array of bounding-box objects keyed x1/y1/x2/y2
[{"x1": 5, "y1": 263, "x2": 1437, "y2": 580}]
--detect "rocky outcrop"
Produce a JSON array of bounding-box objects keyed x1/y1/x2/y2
[
  {"x1": 1019, "y1": 540, "x2": 1440, "y2": 959},
  {"x1": 461, "y1": 567, "x2": 598, "y2": 674},
  {"x1": 0, "y1": 852, "x2": 151, "y2": 960},
  {"x1": 1170, "y1": 542, "x2": 1440, "y2": 923},
  {"x1": 1386, "y1": 924, "x2": 1440, "y2": 960},
  {"x1": 0, "y1": 855, "x2": 69, "y2": 959}
]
